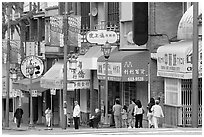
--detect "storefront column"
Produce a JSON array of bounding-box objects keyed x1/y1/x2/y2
[
  {"x1": 59, "y1": 89, "x2": 63, "y2": 127},
  {"x1": 90, "y1": 70, "x2": 94, "y2": 115},
  {"x1": 37, "y1": 96, "x2": 42, "y2": 124}
]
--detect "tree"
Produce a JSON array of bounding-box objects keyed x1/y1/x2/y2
[{"x1": 2, "y1": 2, "x2": 37, "y2": 39}]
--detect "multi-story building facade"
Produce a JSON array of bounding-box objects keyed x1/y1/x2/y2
[{"x1": 2, "y1": 2, "x2": 202, "y2": 128}]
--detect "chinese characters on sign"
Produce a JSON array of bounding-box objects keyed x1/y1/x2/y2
[
  {"x1": 123, "y1": 61, "x2": 147, "y2": 81},
  {"x1": 21, "y1": 56, "x2": 44, "y2": 79},
  {"x1": 86, "y1": 30, "x2": 118, "y2": 45},
  {"x1": 49, "y1": 15, "x2": 81, "y2": 47},
  {"x1": 97, "y1": 61, "x2": 147, "y2": 81},
  {"x1": 97, "y1": 62, "x2": 122, "y2": 77},
  {"x1": 74, "y1": 81, "x2": 90, "y2": 89},
  {"x1": 157, "y1": 41, "x2": 202, "y2": 79}
]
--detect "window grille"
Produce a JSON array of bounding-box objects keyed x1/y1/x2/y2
[
  {"x1": 107, "y1": 2, "x2": 119, "y2": 29},
  {"x1": 81, "y1": 2, "x2": 90, "y2": 29}
]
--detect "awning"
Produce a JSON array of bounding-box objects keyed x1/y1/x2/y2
[
  {"x1": 97, "y1": 51, "x2": 149, "y2": 81},
  {"x1": 78, "y1": 46, "x2": 117, "y2": 70},
  {"x1": 157, "y1": 40, "x2": 202, "y2": 79},
  {"x1": 40, "y1": 62, "x2": 64, "y2": 89},
  {"x1": 13, "y1": 77, "x2": 48, "y2": 92},
  {"x1": 40, "y1": 61, "x2": 90, "y2": 90},
  {"x1": 177, "y1": 5, "x2": 202, "y2": 40}
]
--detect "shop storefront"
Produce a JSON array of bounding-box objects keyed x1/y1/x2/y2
[
  {"x1": 157, "y1": 40, "x2": 202, "y2": 126},
  {"x1": 78, "y1": 45, "x2": 117, "y2": 115},
  {"x1": 97, "y1": 50, "x2": 150, "y2": 124},
  {"x1": 156, "y1": 4, "x2": 202, "y2": 127},
  {"x1": 12, "y1": 77, "x2": 48, "y2": 124},
  {"x1": 40, "y1": 59, "x2": 91, "y2": 125}
]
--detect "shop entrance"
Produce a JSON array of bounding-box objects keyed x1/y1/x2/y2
[{"x1": 181, "y1": 78, "x2": 202, "y2": 126}]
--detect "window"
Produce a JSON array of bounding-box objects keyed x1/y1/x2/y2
[
  {"x1": 107, "y1": 2, "x2": 119, "y2": 30},
  {"x1": 81, "y1": 2, "x2": 90, "y2": 29},
  {"x1": 165, "y1": 78, "x2": 181, "y2": 105},
  {"x1": 107, "y1": 2, "x2": 119, "y2": 23}
]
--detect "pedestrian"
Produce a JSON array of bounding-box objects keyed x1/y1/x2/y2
[
  {"x1": 127, "y1": 99, "x2": 136, "y2": 128},
  {"x1": 112, "y1": 99, "x2": 122, "y2": 128},
  {"x1": 134, "y1": 100, "x2": 144, "y2": 128},
  {"x1": 45, "y1": 107, "x2": 52, "y2": 129},
  {"x1": 121, "y1": 105, "x2": 128, "y2": 128},
  {"x1": 14, "y1": 105, "x2": 24, "y2": 128},
  {"x1": 151, "y1": 100, "x2": 164, "y2": 128},
  {"x1": 73, "y1": 101, "x2": 80, "y2": 129},
  {"x1": 88, "y1": 108, "x2": 101, "y2": 128},
  {"x1": 147, "y1": 97, "x2": 155, "y2": 128}
]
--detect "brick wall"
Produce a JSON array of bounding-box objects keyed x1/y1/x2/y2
[{"x1": 149, "y1": 2, "x2": 183, "y2": 103}]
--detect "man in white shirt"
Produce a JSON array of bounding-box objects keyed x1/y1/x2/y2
[
  {"x1": 151, "y1": 100, "x2": 164, "y2": 128},
  {"x1": 73, "y1": 101, "x2": 80, "y2": 129}
]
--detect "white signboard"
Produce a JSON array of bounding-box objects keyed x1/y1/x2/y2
[
  {"x1": 86, "y1": 30, "x2": 118, "y2": 45},
  {"x1": 26, "y1": 42, "x2": 38, "y2": 56},
  {"x1": 51, "y1": 88, "x2": 56, "y2": 95},
  {"x1": 32, "y1": 90, "x2": 38, "y2": 97},
  {"x1": 157, "y1": 41, "x2": 202, "y2": 79},
  {"x1": 21, "y1": 56, "x2": 44, "y2": 79},
  {"x1": 97, "y1": 62, "x2": 122, "y2": 77}
]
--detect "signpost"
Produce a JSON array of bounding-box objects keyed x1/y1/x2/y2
[{"x1": 20, "y1": 56, "x2": 44, "y2": 128}]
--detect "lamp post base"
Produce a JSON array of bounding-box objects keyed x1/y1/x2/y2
[
  {"x1": 104, "y1": 114, "x2": 110, "y2": 127},
  {"x1": 28, "y1": 123, "x2": 35, "y2": 129}
]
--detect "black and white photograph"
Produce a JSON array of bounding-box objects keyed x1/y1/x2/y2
[{"x1": 1, "y1": 1, "x2": 202, "y2": 135}]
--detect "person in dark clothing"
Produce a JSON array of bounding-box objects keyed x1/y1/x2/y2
[
  {"x1": 14, "y1": 106, "x2": 24, "y2": 128},
  {"x1": 147, "y1": 97, "x2": 155, "y2": 128},
  {"x1": 134, "y1": 100, "x2": 143, "y2": 128},
  {"x1": 89, "y1": 108, "x2": 101, "y2": 128}
]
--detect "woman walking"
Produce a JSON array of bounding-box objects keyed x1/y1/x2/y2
[
  {"x1": 134, "y1": 100, "x2": 144, "y2": 128},
  {"x1": 127, "y1": 99, "x2": 136, "y2": 128},
  {"x1": 147, "y1": 97, "x2": 155, "y2": 128},
  {"x1": 151, "y1": 100, "x2": 164, "y2": 128},
  {"x1": 112, "y1": 99, "x2": 122, "y2": 128}
]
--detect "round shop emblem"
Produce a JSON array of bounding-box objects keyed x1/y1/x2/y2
[{"x1": 20, "y1": 56, "x2": 44, "y2": 79}]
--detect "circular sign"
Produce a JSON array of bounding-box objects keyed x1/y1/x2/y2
[
  {"x1": 127, "y1": 31, "x2": 134, "y2": 44},
  {"x1": 20, "y1": 56, "x2": 44, "y2": 79}
]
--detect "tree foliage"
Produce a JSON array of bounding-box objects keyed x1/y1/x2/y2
[{"x1": 2, "y1": 2, "x2": 37, "y2": 39}]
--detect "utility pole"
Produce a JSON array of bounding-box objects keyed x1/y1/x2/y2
[
  {"x1": 62, "y1": 2, "x2": 69, "y2": 129},
  {"x1": 5, "y1": 3, "x2": 11, "y2": 127},
  {"x1": 19, "y1": 2, "x2": 25, "y2": 62},
  {"x1": 192, "y1": 2, "x2": 199, "y2": 128}
]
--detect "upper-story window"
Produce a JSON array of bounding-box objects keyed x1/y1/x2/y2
[
  {"x1": 81, "y1": 2, "x2": 90, "y2": 29},
  {"x1": 107, "y1": 2, "x2": 119, "y2": 31}
]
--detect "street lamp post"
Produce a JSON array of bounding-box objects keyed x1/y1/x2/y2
[
  {"x1": 26, "y1": 64, "x2": 36, "y2": 128},
  {"x1": 102, "y1": 41, "x2": 112, "y2": 125}
]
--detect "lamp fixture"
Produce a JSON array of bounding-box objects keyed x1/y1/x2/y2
[{"x1": 102, "y1": 41, "x2": 112, "y2": 59}]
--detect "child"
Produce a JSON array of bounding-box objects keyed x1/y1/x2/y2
[{"x1": 121, "y1": 105, "x2": 128, "y2": 128}]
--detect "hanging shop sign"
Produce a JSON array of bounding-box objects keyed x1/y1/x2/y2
[
  {"x1": 21, "y1": 56, "x2": 44, "y2": 79},
  {"x1": 51, "y1": 89, "x2": 56, "y2": 95},
  {"x1": 31, "y1": 90, "x2": 38, "y2": 97},
  {"x1": 49, "y1": 15, "x2": 81, "y2": 47},
  {"x1": 86, "y1": 30, "x2": 118, "y2": 45}
]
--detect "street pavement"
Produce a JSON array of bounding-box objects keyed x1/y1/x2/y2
[{"x1": 1, "y1": 122, "x2": 203, "y2": 135}]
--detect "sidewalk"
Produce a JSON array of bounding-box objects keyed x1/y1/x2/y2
[{"x1": 2, "y1": 121, "x2": 93, "y2": 131}]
